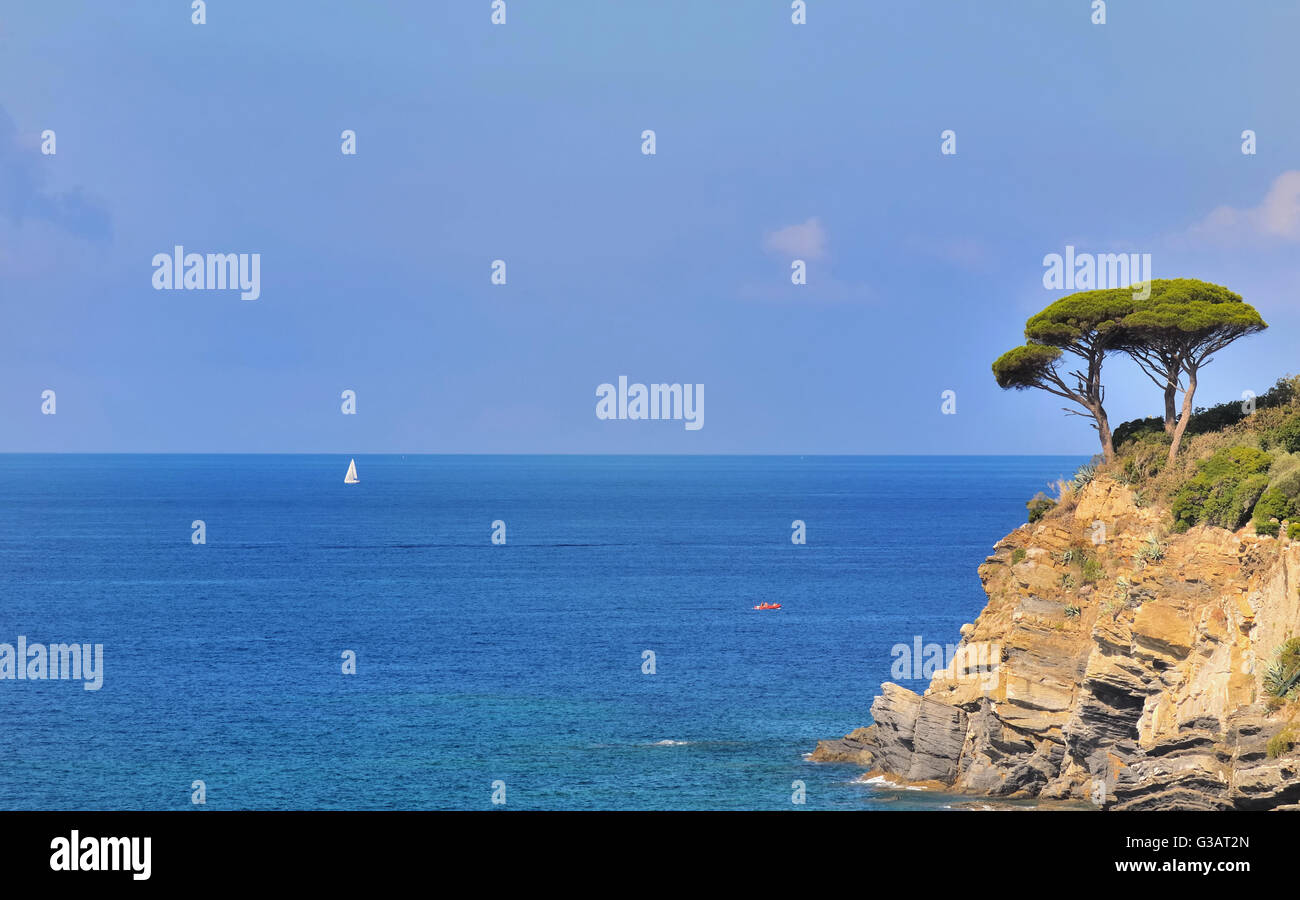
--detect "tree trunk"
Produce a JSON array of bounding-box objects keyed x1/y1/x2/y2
[
  {"x1": 1095, "y1": 407, "x2": 1115, "y2": 463},
  {"x1": 1167, "y1": 367, "x2": 1198, "y2": 464},
  {"x1": 1163, "y1": 381, "x2": 1177, "y2": 434}
]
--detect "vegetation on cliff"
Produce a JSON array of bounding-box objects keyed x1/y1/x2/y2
[
  {"x1": 981, "y1": 369, "x2": 1300, "y2": 805},
  {"x1": 815, "y1": 466, "x2": 1300, "y2": 808},
  {"x1": 1030, "y1": 373, "x2": 1300, "y2": 542}
]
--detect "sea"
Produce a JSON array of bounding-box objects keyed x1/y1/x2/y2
[{"x1": 0, "y1": 454, "x2": 1086, "y2": 810}]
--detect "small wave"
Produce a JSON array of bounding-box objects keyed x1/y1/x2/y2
[
  {"x1": 855, "y1": 774, "x2": 928, "y2": 791},
  {"x1": 649, "y1": 739, "x2": 690, "y2": 746}
]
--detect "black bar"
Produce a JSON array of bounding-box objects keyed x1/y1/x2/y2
[{"x1": 0, "y1": 810, "x2": 1278, "y2": 887}]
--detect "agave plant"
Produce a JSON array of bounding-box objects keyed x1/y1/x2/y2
[
  {"x1": 1135, "y1": 535, "x2": 1165, "y2": 567},
  {"x1": 1264, "y1": 660, "x2": 1291, "y2": 697},
  {"x1": 1072, "y1": 464, "x2": 1099, "y2": 490},
  {"x1": 1263, "y1": 638, "x2": 1300, "y2": 699}
]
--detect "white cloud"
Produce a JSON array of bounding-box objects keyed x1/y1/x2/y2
[
  {"x1": 763, "y1": 217, "x2": 828, "y2": 261},
  {"x1": 1187, "y1": 170, "x2": 1300, "y2": 245},
  {"x1": 0, "y1": 105, "x2": 111, "y2": 241}
]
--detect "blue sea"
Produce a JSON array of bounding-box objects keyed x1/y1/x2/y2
[{"x1": 0, "y1": 455, "x2": 1085, "y2": 810}]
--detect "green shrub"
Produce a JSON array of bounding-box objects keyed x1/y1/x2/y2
[
  {"x1": 1267, "y1": 729, "x2": 1296, "y2": 759},
  {"x1": 1240, "y1": 473, "x2": 1272, "y2": 521},
  {"x1": 1262, "y1": 375, "x2": 1300, "y2": 409},
  {"x1": 1011, "y1": 548, "x2": 1027, "y2": 564},
  {"x1": 1080, "y1": 556, "x2": 1103, "y2": 585},
  {"x1": 1187, "y1": 399, "x2": 1251, "y2": 436},
  {"x1": 1187, "y1": 378, "x2": 1299, "y2": 437},
  {"x1": 1253, "y1": 487, "x2": 1288, "y2": 536},
  {"x1": 1115, "y1": 401, "x2": 1249, "y2": 451},
  {"x1": 1268, "y1": 413, "x2": 1300, "y2": 454},
  {"x1": 1113, "y1": 416, "x2": 1166, "y2": 450},
  {"x1": 1171, "y1": 445, "x2": 1273, "y2": 531},
  {"x1": 1112, "y1": 376, "x2": 1300, "y2": 455},
  {"x1": 1117, "y1": 433, "x2": 1168, "y2": 483},
  {"x1": 1290, "y1": 522, "x2": 1300, "y2": 541},
  {"x1": 1252, "y1": 455, "x2": 1300, "y2": 535},
  {"x1": 1026, "y1": 492, "x2": 1055, "y2": 523},
  {"x1": 1269, "y1": 454, "x2": 1300, "y2": 494}
]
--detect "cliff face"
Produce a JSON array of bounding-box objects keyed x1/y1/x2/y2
[{"x1": 813, "y1": 477, "x2": 1300, "y2": 809}]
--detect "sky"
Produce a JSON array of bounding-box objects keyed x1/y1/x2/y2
[{"x1": 2, "y1": 0, "x2": 1298, "y2": 454}]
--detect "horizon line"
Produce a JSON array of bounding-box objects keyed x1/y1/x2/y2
[{"x1": 0, "y1": 451, "x2": 1095, "y2": 458}]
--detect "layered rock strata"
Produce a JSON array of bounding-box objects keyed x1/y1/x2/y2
[{"x1": 813, "y1": 477, "x2": 1300, "y2": 809}]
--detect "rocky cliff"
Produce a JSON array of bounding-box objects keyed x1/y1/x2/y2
[{"x1": 813, "y1": 476, "x2": 1300, "y2": 809}]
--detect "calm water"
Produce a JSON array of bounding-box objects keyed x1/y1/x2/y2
[{"x1": 0, "y1": 454, "x2": 1084, "y2": 810}]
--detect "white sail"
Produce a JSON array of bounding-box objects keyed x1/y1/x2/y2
[{"x1": 344, "y1": 458, "x2": 359, "y2": 484}]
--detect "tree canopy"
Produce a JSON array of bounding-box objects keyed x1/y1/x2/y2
[
  {"x1": 1116, "y1": 279, "x2": 1266, "y2": 461},
  {"x1": 1023, "y1": 289, "x2": 1136, "y2": 348},
  {"x1": 991, "y1": 344, "x2": 1065, "y2": 390},
  {"x1": 998, "y1": 289, "x2": 1133, "y2": 460},
  {"x1": 992, "y1": 279, "x2": 1267, "y2": 465}
]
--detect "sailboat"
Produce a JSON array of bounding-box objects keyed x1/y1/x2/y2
[{"x1": 344, "y1": 458, "x2": 359, "y2": 484}]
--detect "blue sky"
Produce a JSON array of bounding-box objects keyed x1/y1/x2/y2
[{"x1": 2, "y1": 0, "x2": 1298, "y2": 453}]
